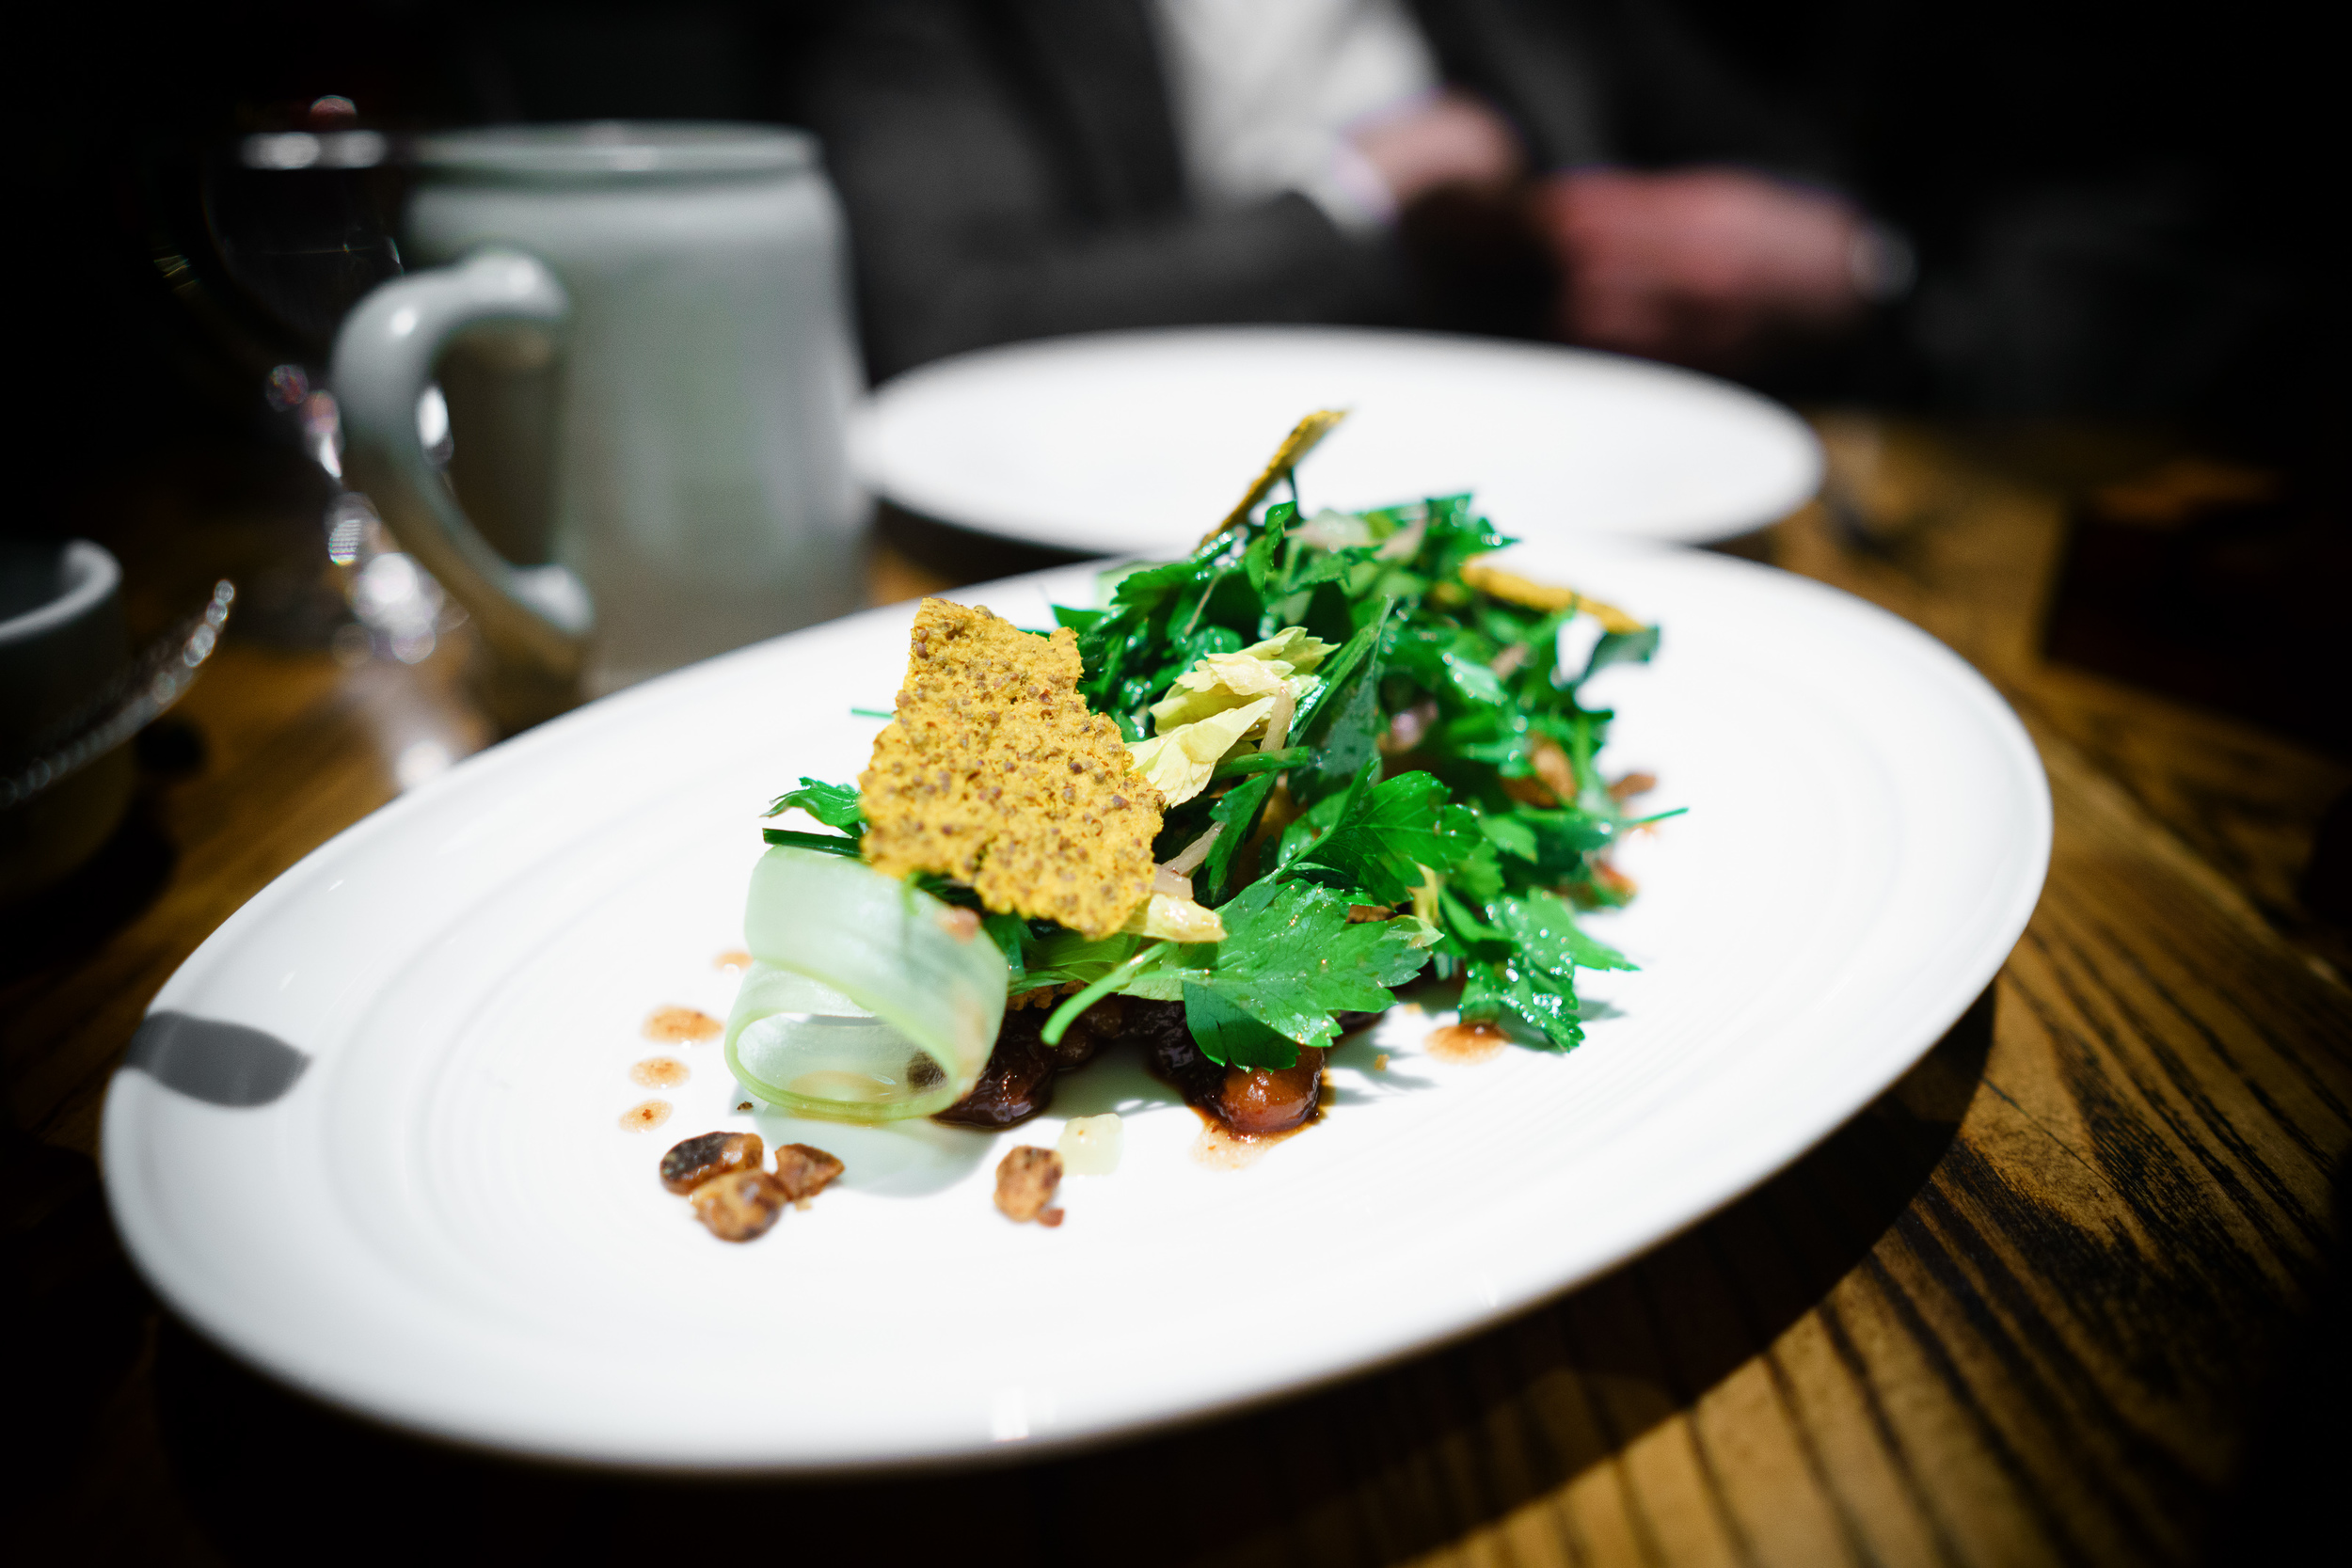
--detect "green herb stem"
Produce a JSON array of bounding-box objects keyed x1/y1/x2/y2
[
  {"x1": 759, "y1": 828, "x2": 864, "y2": 855},
  {"x1": 1041, "y1": 941, "x2": 1171, "y2": 1045},
  {"x1": 1215, "y1": 746, "x2": 1310, "y2": 779}
]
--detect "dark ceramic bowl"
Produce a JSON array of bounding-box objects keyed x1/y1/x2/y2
[{"x1": 1, "y1": 539, "x2": 135, "y2": 901}]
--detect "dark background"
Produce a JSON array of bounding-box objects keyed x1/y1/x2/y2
[
  {"x1": 4, "y1": 11, "x2": 2346, "y2": 1561},
  {"x1": 8, "y1": 0, "x2": 2334, "y2": 546}
]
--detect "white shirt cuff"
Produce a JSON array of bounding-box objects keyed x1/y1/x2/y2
[{"x1": 1295, "y1": 138, "x2": 1398, "y2": 234}]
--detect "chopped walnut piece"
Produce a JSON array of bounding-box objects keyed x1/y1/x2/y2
[
  {"x1": 690, "y1": 1170, "x2": 788, "y2": 1242},
  {"x1": 1592, "y1": 862, "x2": 1640, "y2": 899},
  {"x1": 772, "y1": 1142, "x2": 846, "y2": 1205},
  {"x1": 993, "y1": 1145, "x2": 1064, "y2": 1224},
  {"x1": 1499, "y1": 736, "x2": 1579, "y2": 808},
  {"x1": 859, "y1": 599, "x2": 1162, "y2": 939},
  {"x1": 1609, "y1": 770, "x2": 1659, "y2": 801},
  {"x1": 660, "y1": 1131, "x2": 765, "y2": 1195},
  {"x1": 1531, "y1": 737, "x2": 1578, "y2": 803}
]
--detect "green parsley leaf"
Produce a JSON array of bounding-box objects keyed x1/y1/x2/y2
[
  {"x1": 1200, "y1": 772, "x2": 1277, "y2": 902},
  {"x1": 1461, "y1": 957, "x2": 1584, "y2": 1050},
  {"x1": 1495, "y1": 889, "x2": 1636, "y2": 974},
  {"x1": 981, "y1": 912, "x2": 1030, "y2": 985},
  {"x1": 1291, "y1": 598, "x2": 1393, "y2": 799},
  {"x1": 1580, "y1": 625, "x2": 1661, "y2": 684},
  {"x1": 1290, "y1": 597, "x2": 1391, "y2": 738},
  {"x1": 1291, "y1": 765, "x2": 1480, "y2": 905},
  {"x1": 1181, "y1": 984, "x2": 1299, "y2": 1069},
  {"x1": 764, "y1": 777, "x2": 866, "y2": 835},
  {"x1": 1127, "y1": 878, "x2": 1435, "y2": 1066},
  {"x1": 1018, "y1": 927, "x2": 1153, "y2": 992}
]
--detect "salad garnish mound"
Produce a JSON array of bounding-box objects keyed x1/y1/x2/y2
[{"x1": 724, "y1": 412, "x2": 1670, "y2": 1136}]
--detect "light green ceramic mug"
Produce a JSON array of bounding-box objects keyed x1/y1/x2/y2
[{"x1": 332, "y1": 123, "x2": 866, "y2": 720}]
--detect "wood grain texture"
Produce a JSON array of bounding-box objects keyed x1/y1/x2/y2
[{"x1": 8, "y1": 421, "x2": 2348, "y2": 1566}]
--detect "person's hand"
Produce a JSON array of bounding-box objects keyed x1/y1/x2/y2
[
  {"x1": 1534, "y1": 167, "x2": 1872, "y2": 368},
  {"x1": 1351, "y1": 91, "x2": 1522, "y2": 210}
]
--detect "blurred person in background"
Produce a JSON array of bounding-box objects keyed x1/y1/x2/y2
[
  {"x1": 792, "y1": 0, "x2": 2313, "y2": 436},
  {"x1": 796, "y1": 0, "x2": 1897, "y2": 382},
  {"x1": 14, "y1": 0, "x2": 2319, "y2": 511}
]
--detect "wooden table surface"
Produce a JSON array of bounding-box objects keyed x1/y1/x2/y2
[{"x1": 8, "y1": 417, "x2": 2348, "y2": 1566}]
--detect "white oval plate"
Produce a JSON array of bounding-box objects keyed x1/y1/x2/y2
[
  {"x1": 851, "y1": 327, "x2": 1823, "y2": 553},
  {"x1": 103, "y1": 538, "x2": 2046, "y2": 1472}
]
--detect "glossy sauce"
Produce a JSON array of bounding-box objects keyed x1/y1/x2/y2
[
  {"x1": 619, "y1": 1099, "x2": 673, "y2": 1132},
  {"x1": 1212, "y1": 1051, "x2": 1328, "y2": 1134},
  {"x1": 936, "y1": 997, "x2": 1367, "y2": 1142},
  {"x1": 644, "y1": 1005, "x2": 723, "y2": 1043},
  {"x1": 1130, "y1": 999, "x2": 1335, "y2": 1138},
  {"x1": 630, "y1": 1055, "x2": 689, "y2": 1088},
  {"x1": 1191, "y1": 1117, "x2": 1311, "y2": 1170},
  {"x1": 1425, "y1": 1021, "x2": 1509, "y2": 1064},
  {"x1": 933, "y1": 995, "x2": 1121, "y2": 1129}
]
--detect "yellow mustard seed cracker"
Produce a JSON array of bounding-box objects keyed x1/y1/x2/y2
[{"x1": 858, "y1": 599, "x2": 1163, "y2": 939}]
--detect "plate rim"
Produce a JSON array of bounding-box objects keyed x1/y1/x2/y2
[{"x1": 102, "y1": 542, "x2": 2049, "y2": 1473}]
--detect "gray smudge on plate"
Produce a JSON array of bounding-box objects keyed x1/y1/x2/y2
[{"x1": 124, "y1": 1011, "x2": 310, "y2": 1107}]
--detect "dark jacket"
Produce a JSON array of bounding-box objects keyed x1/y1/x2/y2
[{"x1": 795, "y1": 0, "x2": 1836, "y2": 380}]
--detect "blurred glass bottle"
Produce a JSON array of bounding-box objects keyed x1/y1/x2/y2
[{"x1": 140, "y1": 96, "x2": 431, "y2": 651}]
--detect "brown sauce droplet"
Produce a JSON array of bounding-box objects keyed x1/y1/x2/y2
[
  {"x1": 1190, "y1": 1117, "x2": 1308, "y2": 1170},
  {"x1": 644, "y1": 1006, "x2": 722, "y2": 1043},
  {"x1": 630, "y1": 1055, "x2": 689, "y2": 1088},
  {"x1": 714, "y1": 949, "x2": 753, "y2": 972},
  {"x1": 1426, "y1": 1022, "x2": 1509, "y2": 1064},
  {"x1": 619, "y1": 1099, "x2": 673, "y2": 1132}
]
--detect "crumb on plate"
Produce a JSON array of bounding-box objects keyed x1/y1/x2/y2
[{"x1": 993, "y1": 1144, "x2": 1064, "y2": 1223}]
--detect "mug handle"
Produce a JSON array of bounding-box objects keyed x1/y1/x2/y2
[{"x1": 331, "y1": 248, "x2": 591, "y2": 691}]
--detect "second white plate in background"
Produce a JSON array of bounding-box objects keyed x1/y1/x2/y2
[{"x1": 852, "y1": 326, "x2": 1823, "y2": 553}]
